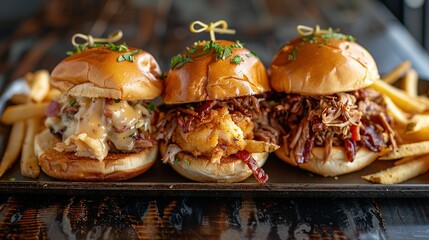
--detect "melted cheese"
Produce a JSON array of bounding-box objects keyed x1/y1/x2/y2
[{"x1": 46, "y1": 95, "x2": 154, "y2": 160}]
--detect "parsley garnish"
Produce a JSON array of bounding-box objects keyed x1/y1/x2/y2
[
  {"x1": 288, "y1": 46, "x2": 299, "y2": 61},
  {"x1": 230, "y1": 55, "x2": 242, "y2": 64},
  {"x1": 114, "y1": 99, "x2": 121, "y2": 103},
  {"x1": 170, "y1": 40, "x2": 254, "y2": 69},
  {"x1": 69, "y1": 98, "x2": 77, "y2": 106},
  {"x1": 148, "y1": 102, "x2": 156, "y2": 112},
  {"x1": 170, "y1": 54, "x2": 193, "y2": 69},
  {"x1": 118, "y1": 49, "x2": 141, "y2": 62},
  {"x1": 288, "y1": 30, "x2": 356, "y2": 61},
  {"x1": 66, "y1": 42, "x2": 129, "y2": 56},
  {"x1": 174, "y1": 156, "x2": 180, "y2": 163},
  {"x1": 246, "y1": 51, "x2": 257, "y2": 58}
]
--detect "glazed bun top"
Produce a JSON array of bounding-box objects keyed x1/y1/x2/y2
[
  {"x1": 270, "y1": 35, "x2": 379, "y2": 95},
  {"x1": 50, "y1": 47, "x2": 163, "y2": 100},
  {"x1": 162, "y1": 40, "x2": 270, "y2": 104}
]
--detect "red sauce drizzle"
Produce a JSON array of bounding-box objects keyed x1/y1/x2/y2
[{"x1": 236, "y1": 150, "x2": 268, "y2": 184}]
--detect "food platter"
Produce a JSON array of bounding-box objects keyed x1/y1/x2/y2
[{"x1": 1, "y1": 78, "x2": 429, "y2": 197}]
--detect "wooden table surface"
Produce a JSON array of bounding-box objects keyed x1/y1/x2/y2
[{"x1": 1, "y1": 0, "x2": 429, "y2": 239}]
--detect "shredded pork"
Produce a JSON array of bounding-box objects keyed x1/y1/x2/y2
[{"x1": 272, "y1": 88, "x2": 397, "y2": 163}]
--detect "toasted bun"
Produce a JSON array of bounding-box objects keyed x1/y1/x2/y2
[
  {"x1": 35, "y1": 129, "x2": 157, "y2": 181},
  {"x1": 160, "y1": 142, "x2": 268, "y2": 183},
  {"x1": 275, "y1": 145, "x2": 386, "y2": 177},
  {"x1": 163, "y1": 40, "x2": 270, "y2": 104},
  {"x1": 50, "y1": 47, "x2": 163, "y2": 100},
  {"x1": 270, "y1": 37, "x2": 379, "y2": 95}
]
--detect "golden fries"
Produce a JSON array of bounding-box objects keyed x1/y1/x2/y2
[
  {"x1": 9, "y1": 93, "x2": 30, "y2": 104},
  {"x1": 362, "y1": 155, "x2": 429, "y2": 184},
  {"x1": 0, "y1": 69, "x2": 55, "y2": 179},
  {"x1": 25, "y1": 69, "x2": 50, "y2": 103},
  {"x1": 20, "y1": 118, "x2": 41, "y2": 178},
  {"x1": 384, "y1": 95, "x2": 410, "y2": 127},
  {"x1": 381, "y1": 60, "x2": 411, "y2": 84},
  {"x1": 1, "y1": 102, "x2": 49, "y2": 125},
  {"x1": 245, "y1": 140, "x2": 279, "y2": 153},
  {"x1": 401, "y1": 128, "x2": 429, "y2": 143},
  {"x1": 379, "y1": 141, "x2": 429, "y2": 160},
  {"x1": 370, "y1": 79, "x2": 426, "y2": 113},
  {"x1": 406, "y1": 114, "x2": 429, "y2": 132},
  {"x1": 0, "y1": 121, "x2": 25, "y2": 177},
  {"x1": 400, "y1": 68, "x2": 418, "y2": 96}
]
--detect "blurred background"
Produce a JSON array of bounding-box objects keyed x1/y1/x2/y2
[{"x1": 1, "y1": 0, "x2": 429, "y2": 81}]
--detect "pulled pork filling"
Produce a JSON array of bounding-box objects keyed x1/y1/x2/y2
[
  {"x1": 156, "y1": 95, "x2": 279, "y2": 183},
  {"x1": 272, "y1": 88, "x2": 397, "y2": 163},
  {"x1": 45, "y1": 94, "x2": 157, "y2": 160}
]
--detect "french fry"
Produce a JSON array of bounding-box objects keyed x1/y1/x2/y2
[
  {"x1": 9, "y1": 93, "x2": 30, "y2": 104},
  {"x1": 45, "y1": 89, "x2": 61, "y2": 101},
  {"x1": 25, "y1": 69, "x2": 50, "y2": 103},
  {"x1": 379, "y1": 141, "x2": 429, "y2": 160},
  {"x1": 245, "y1": 140, "x2": 279, "y2": 153},
  {"x1": 415, "y1": 95, "x2": 429, "y2": 110},
  {"x1": 394, "y1": 156, "x2": 415, "y2": 166},
  {"x1": 384, "y1": 95, "x2": 410, "y2": 127},
  {"x1": 400, "y1": 68, "x2": 418, "y2": 96},
  {"x1": 20, "y1": 118, "x2": 40, "y2": 178},
  {"x1": 1, "y1": 102, "x2": 49, "y2": 125},
  {"x1": 406, "y1": 114, "x2": 429, "y2": 132},
  {"x1": 0, "y1": 121, "x2": 25, "y2": 177},
  {"x1": 382, "y1": 60, "x2": 411, "y2": 84},
  {"x1": 370, "y1": 79, "x2": 426, "y2": 113},
  {"x1": 401, "y1": 128, "x2": 429, "y2": 142},
  {"x1": 362, "y1": 154, "x2": 429, "y2": 184}
]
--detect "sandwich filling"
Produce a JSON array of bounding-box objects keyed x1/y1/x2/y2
[
  {"x1": 273, "y1": 88, "x2": 397, "y2": 163},
  {"x1": 156, "y1": 95, "x2": 280, "y2": 183},
  {"x1": 45, "y1": 95, "x2": 157, "y2": 160}
]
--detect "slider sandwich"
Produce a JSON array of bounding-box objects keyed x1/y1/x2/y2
[
  {"x1": 270, "y1": 25, "x2": 397, "y2": 176},
  {"x1": 35, "y1": 33, "x2": 163, "y2": 181},
  {"x1": 157, "y1": 21, "x2": 280, "y2": 183}
]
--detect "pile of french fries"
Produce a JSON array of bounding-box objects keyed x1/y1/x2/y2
[
  {"x1": 0, "y1": 70, "x2": 59, "y2": 179},
  {"x1": 362, "y1": 61, "x2": 429, "y2": 184}
]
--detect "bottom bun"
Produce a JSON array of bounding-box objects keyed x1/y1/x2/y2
[
  {"x1": 35, "y1": 129, "x2": 157, "y2": 181},
  {"x1": 275, "y1": 145, "x2": 387, "y2": 177},
  {"x1": 160, "y1": 142, "x2": 269, "y2": 183}
]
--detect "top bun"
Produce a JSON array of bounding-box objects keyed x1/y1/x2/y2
[
  {"x1": 163, "y1": 40, "x2": 270, "y2": 104},
  {"x1": 50, "y1": 47, "x2": 163, "y2": 100},
  {"x1": 270, "y1": 36, "x2": 379, "y2": 95}
]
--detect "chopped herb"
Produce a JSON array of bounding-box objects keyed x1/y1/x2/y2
[
  {"x1": 117, "y1": 49, "x2": 141, "y2": 62},
  {"x1": 230, "y1": 55, "x2": 243, "y2": 64},
  {"x1": 302, "y1": 35, "x2": 318, "y2": 43},
  {"x1": 148, "y1": 102, "x2": 156, "y2": 112},
  {"x1": 105, "y1": 42, "x2": 128, "y2": 52},
  {"x1": 170, "y1": 53, "x2": 193, "y2": 69},
  {"x1": 170, "y1": 40, "x2": 246, "y2": 69},
  {"x1": 174, "y1": 156, "x2": 180, "y2": 163},
  {"x1": 160, "y1": 73, "x2": 167, "y2": 80},
  {"x1": 245, "y1": 51, "x2": 257, "y2": 58},
  {"x1": 69, "y1": 98, "x2": 77, "y2": 106},
  {"x1": 235, "y1": 40, "x2": 244, "y2": 48},
  {"x1": 288, "y1": 46, "x2": 299, "y2": 61},
  {"x1": 66, "y1": 42, "x2": 129, "y2": 56},
  {"x1": 129, "y1": 132, "x2": 137, "y2": 138},
  {"x1": 114, "y1": 99, "x2": 121, "y2": 103},
  {"x1": 140, "y1": 125, "x2": 145, "y2": 131},
  {"x1": 184, "y1": 159, "x2": 190, "y2": 166}
]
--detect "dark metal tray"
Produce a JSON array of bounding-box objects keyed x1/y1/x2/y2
[{"x1": 1, "y1": 79, "x2": 429, "y2": 197}]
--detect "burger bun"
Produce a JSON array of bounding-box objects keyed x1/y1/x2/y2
[{"x1": 35, "y1": 129, "x2": 157, "y2": 181}]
